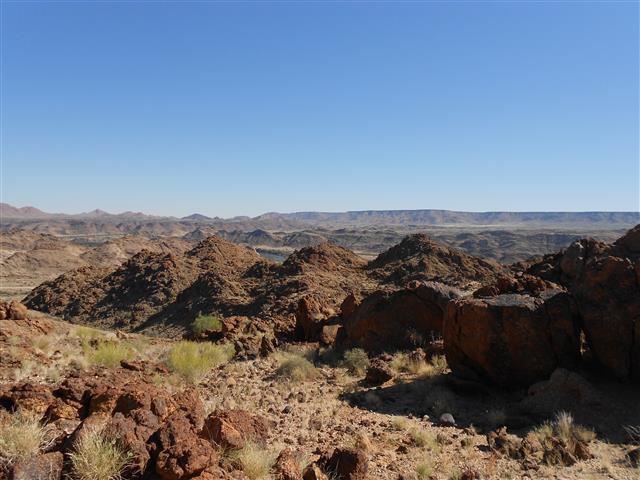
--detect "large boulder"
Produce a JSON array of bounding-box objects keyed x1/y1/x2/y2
[
  {"x1": 344, "y1": 281, "x2": 462, "y2": 351},
  {"x1": 528, "y1": 225, "x2": 640, "y2": 382},
  {"x1": 443, "y1": 290, "x2": 580, "y2": 387}
]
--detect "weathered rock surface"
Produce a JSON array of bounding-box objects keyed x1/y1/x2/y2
[
  {"x1": 344, "y1": 281, "x2": 462, "y2": 351},
  {"x1": 443, "y1": 290, "x2": 580, "y2": 387},
  {"x1": 0, "y1": 300, "x2": 28, "y2": 320},
  {"x1": 527, "y1": 225, "x2": 640, "y2": 381}
]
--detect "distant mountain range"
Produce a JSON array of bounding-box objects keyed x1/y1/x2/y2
[{"x1": 1, "y1": 202, "x2": 638, "y2": 229}]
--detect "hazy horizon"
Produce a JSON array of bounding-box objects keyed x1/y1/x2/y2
[{"x1": 2, "y1": 2, "x2": 639, "y2": 217}]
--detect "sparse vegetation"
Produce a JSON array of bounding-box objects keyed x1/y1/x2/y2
[
  {"x1": 390, "y1": 352, "x2": 447, "y2": 377},
  {"x1": 530, "y1": 411, "x2": 596, "y2": 455},
  {"x1": 415, "y1": 461, "x2": 433, "y2": 479},
  {"x1": 342, "y1": 348, "x2": 370, "y2": 376},
  {"x1": 274, "y1": 352, "x2": 319, "y2": 382},
  {"x1": 391, "y1": 416, "x2": 410, "y2": 431},
  {"x1": 191, "y1": 314, "x2": 222, "y2": 336},
  {"x1": 0, "y1": 410, "x2": 53, "y2": 467},
  {"x1": 69, "y1": 425, "x2": 130, "y2": 480},
  {"x1": 73, "y1": 325, "x2": 105, "y2": 343},
  {"x1": 230, "y1": 442, "x2": 276, "y2": 480},
  {"x1": 409, "y1": 428, "x2": 438, "y2": 450},
  {"x1": 88, "y1": 342, "x2": 134, "y2": 368},
  {"x1": 166, "y1": 341, "x2": 234, "y2": 383}
]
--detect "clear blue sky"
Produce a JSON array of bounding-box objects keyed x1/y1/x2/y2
[{"x1": 1, "y1": 1, "x2": 638, "y2": 217}]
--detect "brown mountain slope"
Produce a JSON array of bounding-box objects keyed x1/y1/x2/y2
[
  {"x1": 23, "y1": 234, "x2": 504, "y2": 335},
  {"x1": 368, "y1": 233, "x2": 505, "y2": 288}
]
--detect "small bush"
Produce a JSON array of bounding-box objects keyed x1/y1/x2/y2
[
  {"x1": 391, "y1": 417, "x2": 409, "y2": 431},
  {"x1": 415, "y1": 462, "x2": 433, "y2": 479},
  {"x1": 89, "y1": 342, "x2": 134, "y2": 368},
  {"x1": 0, "y1": 410, "x2": 53, "y2": 466},
  {"x1": 230, "y1": 442, "x2": 276, "y2": 480},
  {"x1": 191, "y1": 314, "x2": 222, "y2": 335},
  {"x1": 409, "y1": 428, "x2": 438, "y2": 450},
  {"x1": 342, "y1": 348, "x2": 370, "y2": 376},
  {"x1": 274, "y1": 352, "x2": 319, "y2": 382},
  {"x1": 69, "y1": 425, "x2": 130, "y2": 480},
  {"x1": 167, "y1": 341, "x2": 234, "y2": 383},
  {"x1": 73, "y1": 326, "x2": 104, "y2": 343},
  {"x1": 531, "y1": 411, "x2": 596, "y2": 450}
]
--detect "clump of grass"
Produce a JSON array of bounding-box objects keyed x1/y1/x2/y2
[
  {"x1": 69, "y1": 425, "x2": 130, "y2": 480},
  {"x1": 73, "y1": 326, "x2": 104, "y2": 343},
  {"x1": 415, "y1": 462, "x2": 433, "y2": 479},
  {"x1": 274, "y1": 352, "x2": 319, "y2": 382},
  {"x1": 531, "y1": 411, "x2": 596, "y2": 450},
  {"x1": 391, "y1": 417, "x2": 410, "y2": 431},
  {"x1": 341, "y1": 348, "x2": 370, "y2": 376},
  {"x1": 230, "y1": 442, "x2": 276, "y2": 480},
  {"x1": 31, "y1": 335, "x2": 52, "y2": 353},
  {"x1": 409, "y1": 428, "x2": 438, "y2": 450},
  {"x1": 390, "y1": 352, "x2": 427, "y2": 375},
  {"x1": 0, "y1": 410, "x2": 53, "y2": 467},
  {"x1": 88, "y1": 342, "x2": 134, "y2": 368},
  {"x1": 191, "y1": 314, "x2": 222, "y2": 336},
  {"x1": 166, "y1": 341, "x2": 234, "y2": 383}
]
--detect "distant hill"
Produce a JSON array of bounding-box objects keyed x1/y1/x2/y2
[
  {"x1": 261, "y1": 210, "x2": 640, "y2": 228},
  {"x1": 2, "y1": 203, "x2": 637, "y2": 228}
]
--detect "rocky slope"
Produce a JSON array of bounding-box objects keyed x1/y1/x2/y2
[{"x1": 23, "y1": 234, "x2": 503, "y2": 337}]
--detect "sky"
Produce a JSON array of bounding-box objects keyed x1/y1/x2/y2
[{"x1": 1, "y1": 1, "x2": 638, "y2": 218}]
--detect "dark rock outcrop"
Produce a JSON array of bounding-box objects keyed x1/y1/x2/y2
[
  {"x1": 344, "y1": 281, "x2": 462, "y2": 351},
  {"x1": 443, "y1": 290, "x2": 580, "y2": 387}
]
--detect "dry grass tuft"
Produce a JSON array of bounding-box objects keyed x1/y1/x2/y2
[
  {"x1": 230, "y1": 442, "x2": 276, "y2": 480},
  {"x1": 341, "y1": 348, "x2": 370, "y2": 376},
  {"x1": 274, "y1": 352, "x2": 319, "y2": 382},
  {"x1": 166, "y1": 341, "x2": 234, "y2": 383},
  {"x1": 415, "y1": 461, "x2": 433, "y2": 479},
  {"x1": 69, "y1": 424, "x2": 130, "y2": 480},
  {"x1": 0, "y1": 410, "x2": 53, "y2": 467},
  {"x1": 409, "y1": 428, "x2": 439, "y2": 450}
]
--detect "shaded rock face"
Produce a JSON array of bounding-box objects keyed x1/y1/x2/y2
[
  {"x1": 0, "y1": 300, "x2": 28, "y2": 320},
  {"x1": 528, "y1": 225, "x2": 640, "y2": 382},
  {"x1": 443, "y1": 290, "x2": 581, "y2": 387},
  {"x1": 344, "y1": 281, "x2": 462, "y2": 352}
]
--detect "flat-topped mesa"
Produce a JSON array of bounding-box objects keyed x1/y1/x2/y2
[{"x1": 368, "y1": 233, "x2": 505, "y2": 288}]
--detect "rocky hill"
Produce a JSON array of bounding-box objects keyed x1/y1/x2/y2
[{"x1": 23, "y1": 234, "x2": 503, "y2": 336}]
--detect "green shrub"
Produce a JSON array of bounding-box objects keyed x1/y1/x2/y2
[
  {"x1": 167, "y1": 341, "x2": 234, "y2": 383},
  {"x1": 191, "y1": 314, "x2": 222, "y2": 335},
  {"x1": 274, "y1": 352, "x2": 319, "y2": 382},
  {"x1": 88, "y1": 342, "x2": 134, "y2": 368},
  {"x1": 342, "y1": 348, "x2": 370, "y2": 376}
]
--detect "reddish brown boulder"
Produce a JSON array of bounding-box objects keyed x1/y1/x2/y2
[
  {"x1": 364, "y1": 359, "x2": 394, "y2": 386},
  {"x1": 295, "y1": 296, "x2": 327, "y2": 341},
  {"x1": 320, "y1": 447, "x2": 368, "y2": 480},
  {"x1": 0, "y1": 383, "x2": 57, "y2": 416},
  {"x1": 344, "y1": 281, "x2": 461, "y2": 352},
  {"x1": 155, "y1": 440, "x2": 218, "y2": 480},
  {"x1": 443, "y1": 290, "x2": 580, "y2": 387},
  {"x1": 340, "y1": 293, "x2": 359, "y2": 319},
  {"x1": 303, "y1": 464, "x2": 329, "y2": 480},
  {"x1": 274, "y1": 448, "x2": 302, "y2": 480},
  {"x1": 0, "y1": 300, "x2": 28, "y2": 320},
  {"x1": 203, "y1": 409, "x2": 270, "y2": 449},
  {"x1": 527, "y1": 226, "x2": 640, "y2": 382},
  {"x1": 11, "y1": 451, "x2": 63, "y2": 480}
]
